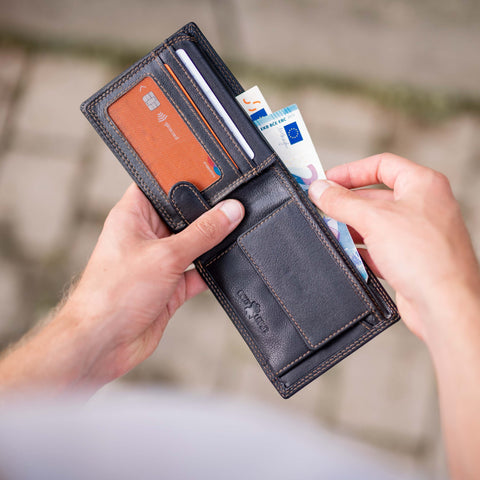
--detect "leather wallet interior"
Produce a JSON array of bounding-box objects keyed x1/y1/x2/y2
[{"x1": 81, "y1": 22, "x2": 400, "y2": 398}]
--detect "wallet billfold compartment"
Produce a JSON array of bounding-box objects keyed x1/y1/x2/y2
[{"x1": 81, "y1": 22, "x2": 400, "y2": 398}]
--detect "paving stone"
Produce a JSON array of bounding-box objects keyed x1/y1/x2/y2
[
  {"x1": 0, "y1": 0, "x2": 220, "y2": 54},
  {"x1": 0, "y1": 49, "x2": 25, "y2": 135},
  {"x1": 0, "y1": 151, "x2": 80, "y2": 259},
  {"x1": 86, "y1": 136, "x2": 133, "y2": 214},
  {"x1": 0, "y1": 259, "x2": 22, "y2": 341},
  {"x1": 335, "y1": 321, "x2": 435, "y2": 448},
  {"x1": 12, "y1": 53, "x2": 110, "y2": 148},
  {"x1": 233, "y1": 0, "x2": 480, "y2": 96}
]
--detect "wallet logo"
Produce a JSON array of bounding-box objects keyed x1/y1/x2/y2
[{"x1": 237, "y1": 290, "x2": 269, "y2": 334}]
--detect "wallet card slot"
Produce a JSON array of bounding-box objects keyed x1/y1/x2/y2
[
  {"x1": 238, "y1": 201, "x2": 372, "y2": 351},
  {"x1": 159, "y1": 43, "x2": 274, "y2": 170}
]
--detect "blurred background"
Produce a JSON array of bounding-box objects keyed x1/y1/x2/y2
[{"x1": 1, "y1": 0, "x2": 479, "y2": 477}]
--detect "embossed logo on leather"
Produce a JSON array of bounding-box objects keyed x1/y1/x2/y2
[{"x1": 237, "y1": 290, "x2": 269, "y2": 334}]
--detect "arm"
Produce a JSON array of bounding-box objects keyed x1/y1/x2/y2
[
  {"x1": 0, "y1": 184, "x2": 244, "y2": 395},
  {"x1": 309, "y1": 153, "x2": 480, "y2": 480}
]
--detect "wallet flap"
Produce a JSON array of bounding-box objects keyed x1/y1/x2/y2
[{"x1": 238, "y1": 200, "x2": 372, "y2": 349}]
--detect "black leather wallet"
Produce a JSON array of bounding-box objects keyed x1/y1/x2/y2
[{"x1": 81, "y1": 22, "x2": 399, "y2": 398}]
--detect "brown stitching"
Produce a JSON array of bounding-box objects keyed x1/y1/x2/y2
[
  {"x1": 85, "y1": 36, "x2": 200, "y2": 230},
  {"x1": 275, "y1": 351, "x2": 311, "y2": 375},
  {"x1": 275, "y1": 314, "x2": 373, "y2": 375},
  {"x1": 86, "y1": 55, "x2": 182, "y2": 228},
  {"x1": 169, "y1": 183, "x2": 210, "y2": 225},
  {"x1": 361, "y1": 320, "x2": 372, "y2": 330},
  {"x1": 205, "y1": 242, "x2": 237, "y2": 267},
  {"x1": 171, "y1": 182, "x2": 210, "y2": 211},
  {"x1": 189, "y1": 27, "x2": 242, "y2": 94},
  {"x1": 167, "y1": 48, "x2": 254, "y2": 170},
  {"x1": 100, "y1": 76, "x2": 184, "y2": 226},
  {"x1": 272, "y1": 166, "x2": 381, "y2": 324},
  {"x1": 285, "y1": 324, "x2": 385, "y2": 393},
  {"x1": 197, "y1": 262, "x2": 285, "y2": 391},
  {"x1": 150, "y1": 61, "x2": 227, "y2": 190},
  {"x1": 210, "y1": 153, "x2": 275, "y2": 203},
  {"x1": 238, "y1": 200, "x2": 370, "y2": 349}
]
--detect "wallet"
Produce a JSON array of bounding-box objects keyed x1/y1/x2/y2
[{"x1": 81, "y1": 22, "x2": 400, "y2": 398}]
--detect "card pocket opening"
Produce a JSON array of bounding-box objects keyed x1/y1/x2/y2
[{"x1": 158, "y1": 43, "x2": 273, "y2": 169}]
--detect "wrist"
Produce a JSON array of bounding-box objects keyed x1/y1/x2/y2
[
  {"x1": 0, "y1": 302, "x2": 106, "y2": 395},
  {"x1": 420, "y1": 280, "x2": 480, "y2": 363}
]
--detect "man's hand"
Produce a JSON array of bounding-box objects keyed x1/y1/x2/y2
[
  {"x1": 309, "y1": 153, "x2": 480, "y2": 341},
  {"x1": 0, "y1": 184, "x2": 244, "y2": 393},
  {"x1": 309, "y1": 153, "x2": 480, "y2": 480}
]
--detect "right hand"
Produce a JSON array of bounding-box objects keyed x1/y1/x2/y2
[{"x1": 308, "y1": 153, "x2": 480, "y2": 341}]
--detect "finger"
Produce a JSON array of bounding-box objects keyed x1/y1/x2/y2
[
  {"x1": 115, "y1": 183, "x2": 170, "y2": 238},
  {"x1": 167, "y1": 199, "x2": 245, "y2": 271},
  {"x1": 183, "y1": 269, "x2": 208, "y2": 301},
  {"x1": 325, "y1": 153, "x2": 423, "y2": 190},
  {"x1": 357, "y1": 247, "x2": 384, "y2": 279},
  {"x1": 309, "y1": 180, "x2": 371, "y2": 229}
]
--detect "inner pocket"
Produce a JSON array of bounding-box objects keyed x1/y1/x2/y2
[{"x1": 237, "y1": 200, "x2": 372, "y2": 350}]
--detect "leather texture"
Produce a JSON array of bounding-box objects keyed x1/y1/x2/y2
[{"x1": 81, "y1": 22, "x2": 400, "y2": 398}]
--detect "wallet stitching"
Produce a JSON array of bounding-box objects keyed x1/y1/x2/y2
[
  {"x1": 100, "y1": 75, "x2": 207, "y2": 225},
  {"x1": 237, "y1": 201, "x2": 370, "y2": 350},
  {"x1": 196, "y1": 262, "x2": 285, "y2": 391},
  {"x1": 275, "y1": 310, "x2": 371, "y2": 375},
  {"x1": 152, "y1": 57, "x2": 236, "y2": 186},
  {"x1": 147, "y1": 63, "x2": 228, "y2": 193},
  {"x1": 272, "y1": 166, "x2": 381, "y2": 324},
  {"x1": 187, "y1": 27, "x2": 241, "y2": 94},
  {"x1": 85, "y1": 47, "x2": 189, "y2": 229},
  {"x1": 166, "y1": 49, "x2": 254, "y2": 170},
  {"x1": 237, "y1": 201, "x2": 313, "y2": 346},
  {"x1": 86, "y1": 35, "x2": 204, "y2": 231},
  {"x1": 210, "y1": 154, "x2": 276, "y2": 203},
  {"x1": 204, "y1": 242, "x2": 237, "y2": 267},
  {"x1": 274, "y1": 163, "x2": 394, "y2": 320},
  {"x1": 170, "y1": 183, "x2": 209, "y2": 224},
  {"x1": 285, "y1": 324, "x2": 393, "y2": 394}
]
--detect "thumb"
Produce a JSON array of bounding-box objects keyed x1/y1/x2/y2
[
  {"x1": 309, "y1": 179, "x2": 368, "y2": 230},
  {"x1": 168, "y1": 199, "x2": 244, "y2": 270}
]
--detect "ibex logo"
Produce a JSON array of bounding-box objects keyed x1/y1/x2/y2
[{"x1": 237, "y1": 290, "x2": 269, "y2": 334}]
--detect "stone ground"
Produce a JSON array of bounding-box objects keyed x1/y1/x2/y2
[{"x1": 1, "y1": 1, "x2": 480, "y2": 478}]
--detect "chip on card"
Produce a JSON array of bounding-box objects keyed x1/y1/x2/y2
[{"x1": 108, "y1": 76, "x2": 221, "y2": 194}]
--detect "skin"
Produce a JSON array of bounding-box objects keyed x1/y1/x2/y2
[
  {"x1": 0, "y1": 153, "x2": 478, "y2": 477},
  {"x1": 309, "y1": 153, "x2": 480, "y2": 480}
]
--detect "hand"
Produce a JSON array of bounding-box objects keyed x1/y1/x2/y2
[
  {"x1": 308, "y1": 153, "x2": 480, "y2": 341},
  {"x1": 0, "y1": 184, "x2": 244, "y2": 393},
  {"x1": 309, "y1": 154, "x2": 480, "y2": 479}
]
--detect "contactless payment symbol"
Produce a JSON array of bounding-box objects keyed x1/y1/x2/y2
[
  {"x1": 284, "y1": 121, "x2": 303, "y2": 145},
  {"x1": 142, "y1": 91, "x2": 160, "y2": 111}
]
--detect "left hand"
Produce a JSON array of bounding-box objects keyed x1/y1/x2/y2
[{"x1": 0, "y1": 184, "x2": 244, "y2": 394}]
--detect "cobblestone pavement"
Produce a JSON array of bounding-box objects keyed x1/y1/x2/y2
[{"x1": 1, "y1": 1, "x2": 479, "y2": 478}]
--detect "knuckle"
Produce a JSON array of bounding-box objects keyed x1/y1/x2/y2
[
  {"x1": 429, "y1": 170, "x2": 450, "y2": 189},
  {"x1": 194, "y1": 216, "x2": 219, "y2": 242}
]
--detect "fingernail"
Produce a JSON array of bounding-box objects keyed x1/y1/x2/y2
[
  {"x1": 309, "y1": 180, "x2": 334, "y2": 202},
  {"x1": 217, "y1": 200, "x2": 244, "y2": 224}
]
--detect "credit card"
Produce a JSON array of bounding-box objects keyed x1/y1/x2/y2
[{"x1": 108, "y1": 76, "x2": 221, "y2": 194}]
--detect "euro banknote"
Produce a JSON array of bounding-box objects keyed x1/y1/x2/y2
[{"x1": 236, "y1": 87, "x2": 368, "y2": 281}]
